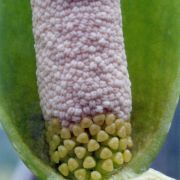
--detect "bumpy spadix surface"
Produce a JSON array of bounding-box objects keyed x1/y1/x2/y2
[{"x1": 31, "y1": 0, "x2": 131, "y2": 126}]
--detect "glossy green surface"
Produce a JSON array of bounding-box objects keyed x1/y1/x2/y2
[{"x1": 0, "y1": 0, "x2": 179, "y2": 179}]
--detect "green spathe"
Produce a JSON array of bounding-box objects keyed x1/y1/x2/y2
[{"x1": 0, "y1": 0, "x2": 179, "y2": 180}]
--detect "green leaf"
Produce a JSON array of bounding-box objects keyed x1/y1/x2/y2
[{"x1": 0, "y1": 0, "x2": 179, "y2": 179}]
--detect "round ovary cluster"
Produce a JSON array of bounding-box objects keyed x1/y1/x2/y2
[
  {"x1": 46, "y1": 114, "x2": 133, "y2": 179},
  {"x1": 31, "y1": 0, "x2": 132, "y2": 125}
]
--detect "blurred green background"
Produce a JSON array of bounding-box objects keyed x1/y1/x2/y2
[{"x1": 0, "y1": 101, "x2": 179, "y2": 180}]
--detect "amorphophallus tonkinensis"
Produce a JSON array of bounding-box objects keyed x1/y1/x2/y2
[{"x1": 0, "y1": 0, "x2": 179, "y2": 179}]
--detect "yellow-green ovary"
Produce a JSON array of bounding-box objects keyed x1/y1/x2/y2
[
  {"x1": 31, "y1": 0, "x2": 133, "y2": 179},
  {"x1": 46, "y1": 116, "x2": 133, "y2": 179}
]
